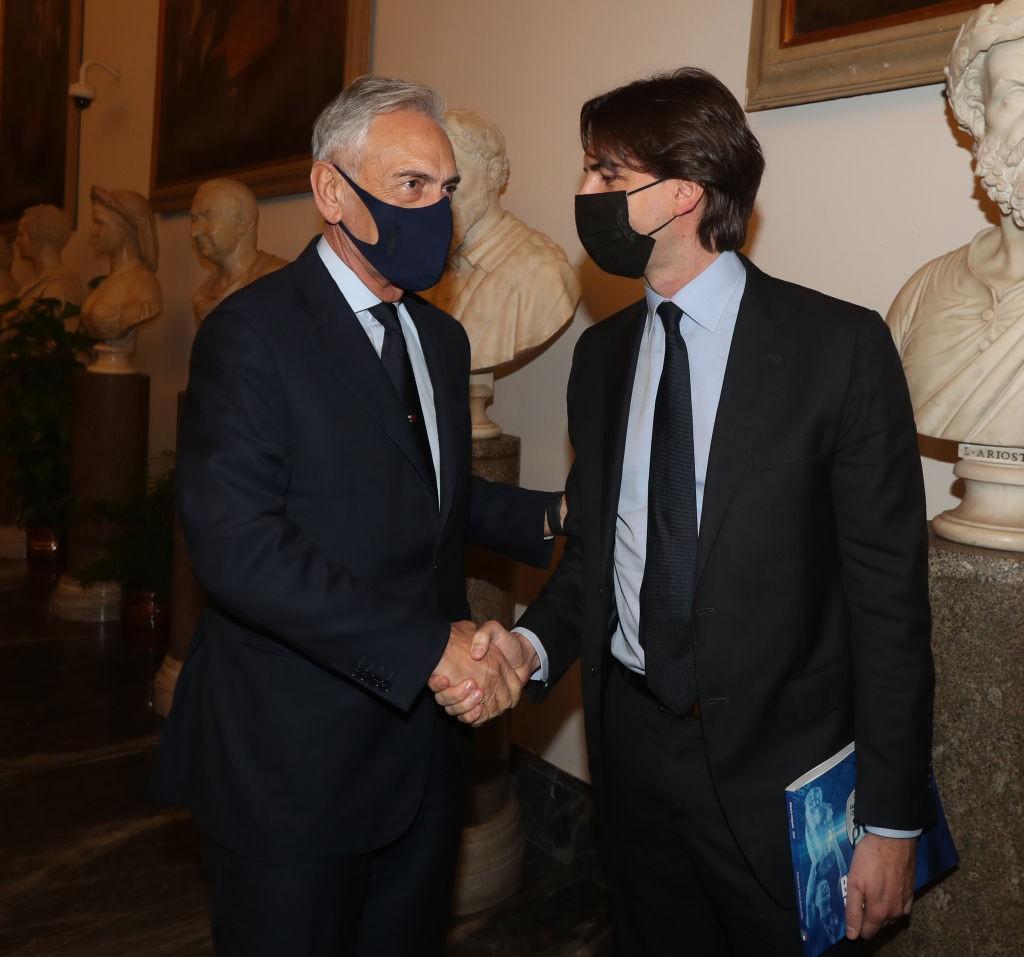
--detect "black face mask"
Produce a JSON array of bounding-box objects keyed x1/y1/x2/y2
[{"x1": 574, "y1": 179, "x2": 676, "y2": 279}]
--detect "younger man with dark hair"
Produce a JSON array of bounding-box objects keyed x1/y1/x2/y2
[{"x1": 438, "y1": 67, "x2": 934, "y2": 955}]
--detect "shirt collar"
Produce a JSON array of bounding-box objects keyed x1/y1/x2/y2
[
  {"x1": 316, "y1": 234, "x2": 382, "y2": 314},
  {"x1": 644, "y1": 250, "x2": 745, "y2": 333}
]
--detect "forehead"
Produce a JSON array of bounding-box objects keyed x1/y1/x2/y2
[
  {"x1": 192, "y1": 186, "x2": 233, "y2": 213},
  {"x1": 360, "y1": 110, "x2": 454, "y2": 172},
  {"x1": 985, "y1": 39, "x2": 1024, "y2": 85}
]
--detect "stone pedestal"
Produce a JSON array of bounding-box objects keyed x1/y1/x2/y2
[
  {"x1": 452, "y1": 433, "x2": 527, "y2": 916},
  {"x1": 873, "y1": 531, "x2": 1024, "y2": 955},
  {"x1": 154, "y1": 392, "x2": 205, "y2": 718},
  {"x1": 52, "y1": 371, "x2": 149, "y2": 621}
]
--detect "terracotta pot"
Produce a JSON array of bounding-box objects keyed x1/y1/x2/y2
[
  {"x1": 25, "y1": 526, "x2": 61, "y2": 564},
  {"x1": 122, "y1": 588, "x2": 166, "y2": 638}
]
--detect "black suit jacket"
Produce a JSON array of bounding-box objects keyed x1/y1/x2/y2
[
  {"x1": 153, "y1": 238, "x2": 552, "y2": 863},
  {"x1": 518, "y1": 256, "x2": 934, "y2": 904}
]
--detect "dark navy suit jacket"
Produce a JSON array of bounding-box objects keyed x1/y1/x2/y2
[{"x1": 153, "y1": 238, "x2": 551, "y2": 863}]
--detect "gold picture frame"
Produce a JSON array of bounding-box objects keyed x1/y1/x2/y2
[
  {"x1": 746, "y1": 0, "x2": 977, "y2": 112},
  {"x1": 149, "y1": 0, "x2": 372, "y2": 213}
]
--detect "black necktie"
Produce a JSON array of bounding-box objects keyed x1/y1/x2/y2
[
  {"x1": 639, "y1": 299, "x2": 698, "y2": 714},
  {"x1": 368, "y1": 301, "x2": 435, "y2": 493}
]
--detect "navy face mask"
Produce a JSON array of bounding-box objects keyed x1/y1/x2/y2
[
  {"x1": 574, "y1": 179, "x2": 675, "y2": 279},
  {"x1": 333, "y1": 164, "x2": 453, "y2": 292}
]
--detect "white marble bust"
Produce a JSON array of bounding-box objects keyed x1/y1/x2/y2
[
  {"x1": 190, "y1": 178, "x2": 286, "y2": 323},
  {"x1": 887, "y1": 0, "x2": 1024, "y2": 447},
  {"x1": 81, "y1": 186, "x2": 162, "y2": 346},
  {"x1": 425, "y1": 109, "x2": 581, "y2": 373},
  {"x1": 14, "y1": 204, "x2": 84, "y2": 308}
]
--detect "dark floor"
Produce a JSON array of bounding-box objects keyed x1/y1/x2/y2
[{"x1": 0, "y1": 560, "x2": 610, "y2": 956}]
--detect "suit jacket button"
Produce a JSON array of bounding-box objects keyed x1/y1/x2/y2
[
  {"x1": 598, "y1": 585, "x2": 605, "y2": 596},
  {"x1": 590, "y1": 666, "x2": 598, "y2": 678}
]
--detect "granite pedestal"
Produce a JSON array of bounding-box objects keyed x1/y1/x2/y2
[{"x1": 873, "y1": 531, "x2": 1023, "y2": 955}]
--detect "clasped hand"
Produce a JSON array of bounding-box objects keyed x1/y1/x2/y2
[{"x1": 429, "y1": 620, "x2": 538, "y2": 727}]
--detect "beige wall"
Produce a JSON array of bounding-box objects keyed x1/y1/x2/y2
[{"x1": 36, "y1": 0, "x2": 993, "y2": 780}]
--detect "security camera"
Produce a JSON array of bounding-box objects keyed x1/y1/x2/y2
[
  {"x1": 69, "y1": 59, "x2": 121, "y2": 109},
  {"x1": 68, "y1": 81, "x2": 95, "y2": 109}
]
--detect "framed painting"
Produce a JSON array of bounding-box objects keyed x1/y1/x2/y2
[
  {"x1": 0, "y1": 0, "x2": 83, "y2": 233},
  {"x1": 149, "y1": 0, "x2": 372, "y2": 213},
  {"x1": 747, "y1": 0, "x2": 978, "y2": 111}
]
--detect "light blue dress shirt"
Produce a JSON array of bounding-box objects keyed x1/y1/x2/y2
[{"x1": 317, "y1": 236, "x2": 441, "y2": 504}]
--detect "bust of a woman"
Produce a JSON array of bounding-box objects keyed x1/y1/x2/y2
[{"x1": 82, "y1": 187, "x2": 162, "y2": 371}]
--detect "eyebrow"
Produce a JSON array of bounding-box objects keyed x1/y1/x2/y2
[
  {"x1": 585, "y1": 158, "x2": 621, "y2": 174},
  {"x1": 393, "y1": 168, "x2": 461, "y2": 188}
]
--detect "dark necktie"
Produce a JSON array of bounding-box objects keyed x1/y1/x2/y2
[
  {"x1": 368, "y1": 301, "x2": 436, "y2": 494},
  {"x1": 639, "y1": 299, "x2": 698, "y2": 714}
]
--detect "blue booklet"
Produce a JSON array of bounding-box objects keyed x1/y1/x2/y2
[{"x1": 786, "y1": 742, "x2": 958, "y2": 957}]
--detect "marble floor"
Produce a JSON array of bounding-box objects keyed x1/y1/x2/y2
[{"x1": 0, "y1": 560, "x2": 610, "y2": 956}]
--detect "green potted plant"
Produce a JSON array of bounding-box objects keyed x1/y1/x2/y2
[
  {"x1": 77, "y1": 454, "x2": 176, "y2": 636},
  {"x1": 0, "y1": 296, "x2": 95, "y2": 561}
]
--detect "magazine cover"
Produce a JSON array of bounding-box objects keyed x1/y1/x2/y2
[{"x1": 786, "y1": 743, "x2": 958, "y2": 957}]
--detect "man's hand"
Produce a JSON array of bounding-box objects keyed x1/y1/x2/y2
[
  {"x1": 428, "y1": 621, "x2": 539, "y2": 725},
  {"x1": 845, "y1": 833, "x2": 917, "y2": 940},
  {"x1": 428, "y1": 620, "x2": 526, "y2": 727}
]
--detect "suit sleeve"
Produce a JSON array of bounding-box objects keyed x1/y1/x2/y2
[
  {"x1": 514, "y1": 347, "x2": 586, "y2": 693},
  {"x1": 466, "y1": 476, "x2": 554, "y2": 568},
  {"x1": 832, "y1": 311, "x2": 934, "y2": 829},
  {"x1": 177, "y1": 309, "x2": 449, "y2": 712}
]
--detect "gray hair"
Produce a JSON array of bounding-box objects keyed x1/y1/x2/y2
[
  {"x1": 311, "y1": 75, "x2": 446, "y2": 166},
  {"x1": 947, "y1": 0, "x2": 1024, "y2": 141}
]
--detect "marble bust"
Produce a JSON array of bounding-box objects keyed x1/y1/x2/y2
[
  {"x1": 81, "y1": 187, "x2": 162, "y2": 347},
  {"x1": 0, "y1": 236, "x2": 18, "y2": 305},
  {"x1": 14, "y1": 204, "x2": 84, "y2": 308},
  {"x1": 190, "y1": 178, "x2": 286, "y2": 322},
  {"x1": 887, "y1": 0, "x2": 1024, "y2": 447},
  {"x1": 425, "y1": 109, "x2": 581, "y2": 372}
]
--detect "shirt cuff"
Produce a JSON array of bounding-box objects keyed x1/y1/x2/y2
[
  {"x1": 512, "y1": 627, "x2": 549, "y2": 683},
  {"x1": 864, "y1": 826, "x2": 922, "y2": 839}
]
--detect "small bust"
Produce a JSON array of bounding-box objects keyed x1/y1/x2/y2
[
  {"x1": 14, "y1": 204, "x2": 84, "y2": 308},
  {"x1": 887, "y1": 0, "x2": 1024, "y2": 446},
  {"x1": 0, "y1": 235, "x2": 18, "y2": 304},
  {"x1": 425, "y1": 109, "x2": 581, "y2": 372},
  {"x1": 81, "y1": 187, "x2": 163, "y2": 342},
  {"x1": 190, "y1": 178, "x2": 286, "y2": 322}
]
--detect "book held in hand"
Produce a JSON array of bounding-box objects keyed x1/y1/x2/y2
[{"x1": 785, "y1": 742, "x2": 958, "y2": 957}]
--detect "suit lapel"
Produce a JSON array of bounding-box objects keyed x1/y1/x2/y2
[
  {"x1": 292, "y1": 239, "x2": 438, "y2": 498},
  {"x1": 695, "y1": 257, "x2": 793, "y2": 586},
  {"x1": 598, "y1": 302, "x2": 647, "y2": 575},
  {"x1": 405, "y1": 297, "x2": 456, "y2": 527}
]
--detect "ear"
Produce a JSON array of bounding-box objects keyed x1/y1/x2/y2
[
  {"x1": 310, "y1": 160, "x2": 346, "y2": 224},
  {"x1": 671, "y1": 180, "x2": 705, "y2": 217}
]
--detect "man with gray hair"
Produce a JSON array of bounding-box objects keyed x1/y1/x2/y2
[
  {"x1": 888, "y1": 0, "x2": 1024, "y2": 447},
  {"x1": 154, "y1": 75, "x2": 558, "y2": 955}
]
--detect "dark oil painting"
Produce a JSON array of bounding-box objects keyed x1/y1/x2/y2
[
  {"x1": 152, "y1": 0, "x2": 353, "y2": 198},
  {"x1": 0, "y1": 0, "x2": 79, "y2": 228},
  {"x1": 789, "y1": 0, "x2": 977, "y2": 44}
]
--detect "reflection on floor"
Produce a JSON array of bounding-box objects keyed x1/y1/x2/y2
[{"x1": 0, "y1": 561, "x2": 610, "y2": 956}]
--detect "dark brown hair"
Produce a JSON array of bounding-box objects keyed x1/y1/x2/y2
[{"x1": 580, "y1": 68, "x2": 764, "y2": 253}]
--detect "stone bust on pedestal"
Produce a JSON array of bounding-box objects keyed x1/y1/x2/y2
[
  {"x1": 190, "y1": 178, "x2": 286, "y2": 323},
  {"x1": 888, "y1": 0, "x2": 1024, "y2": 447},
  {"x1": 14, "y1": 204, "x2": 84, "y2": 309},
  {"x1": 81, "y1": 187, "x2": 162, "y2": 374},
  {"x1": 887, "y1": 0, "x2": 1024, "y2": 549}
]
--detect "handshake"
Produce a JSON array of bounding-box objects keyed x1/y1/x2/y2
[{"x1": 428, "y1": 620, "x2": 539, "y2": 727}]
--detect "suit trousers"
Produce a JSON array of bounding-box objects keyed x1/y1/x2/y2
[
  {"x1": 601, "y1": 661, "x2": 810, "y2": 956},
  {"x1": 202, "y1": 710, "x2": 463, "y2": 957}
]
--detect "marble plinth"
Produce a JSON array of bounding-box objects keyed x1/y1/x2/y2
[
  {"x1": 453, "y1": 433, "x2": 526, "y2": 916},
  {"x1": 873, "y1": 531, "x2": 1023, "y2": 955},
  {"x1": 54, "y1": 371, "x2": 149, "y2": 621}
]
